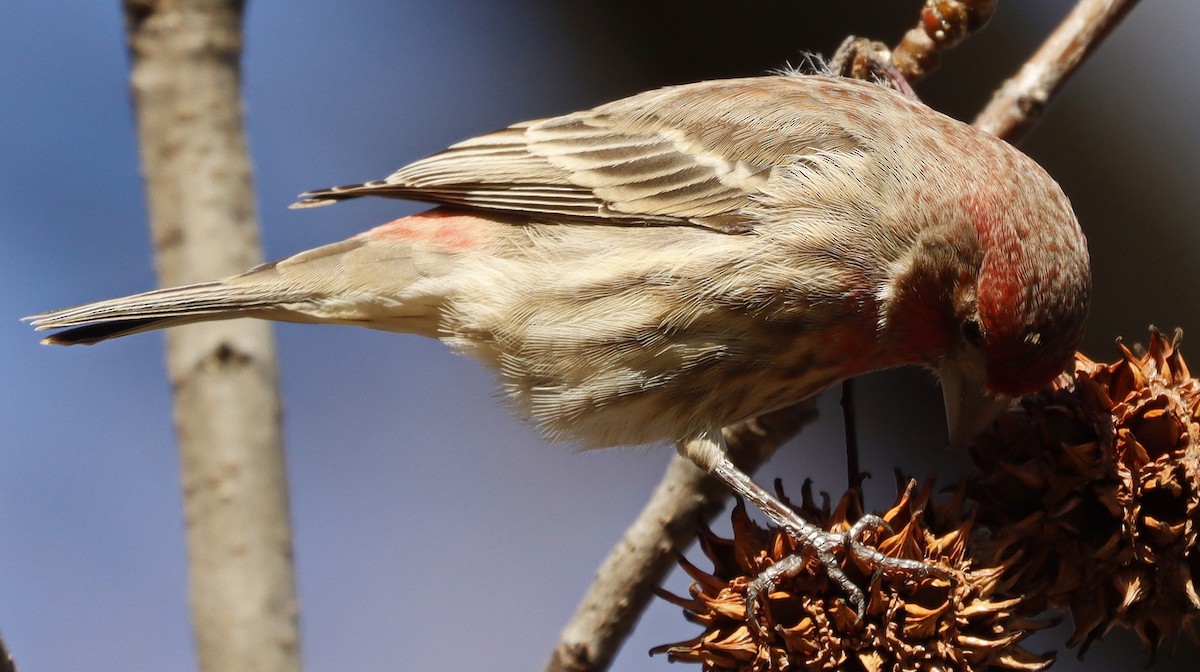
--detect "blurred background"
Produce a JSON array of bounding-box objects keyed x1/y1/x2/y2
[{"x1": 3, "y1": 1, "x2": 1197, "y2": 670}]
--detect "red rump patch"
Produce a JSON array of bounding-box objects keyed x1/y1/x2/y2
[{"x1": 364, "y1": 209, "x2": 489, "y2": 251}]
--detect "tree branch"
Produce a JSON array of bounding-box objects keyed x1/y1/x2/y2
[
  {"x1": 121, "y1": 2, "x2": 300, "y2": 671},
  {"x1": 545, "y1": 403, "x2": 819, "y2": 672},
  {"x1": 0, "y1": 630, "x2": 16, "y2": 672},
  {"x1": 892, "y1": 0, "x2": 999, "y2": 84},
  {"x1": 974, "y1": 0, "x2": 1143, "y2": 141}
]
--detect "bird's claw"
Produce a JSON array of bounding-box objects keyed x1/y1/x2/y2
[
  {"x1": 847, "y1": 512, "x2": 890, "y2": 540},
  {"x1": 743, "y1": 513, "x2": 952, "y2": 635},
  {"x1": 841, "y1": 512, "x2": 953, "y2": 582},
  {"x1": 745, "y1": 552, "x2": 809, "y2": 637},
  {"x1": 842, "y1": 513, "x2": 938, "y2": 576}
]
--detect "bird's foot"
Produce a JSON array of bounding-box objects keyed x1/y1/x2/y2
[
  {"x1": 680, "y1": 431, "x2": 952, "y2": 634},
  {"x1": 829, "y1": 36, "x2": 918, "y2": 98},
  {"x1": 743, "y1": 512, "x2": 950, "y2": 635}
]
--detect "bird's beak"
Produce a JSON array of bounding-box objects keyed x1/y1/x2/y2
[{"x1": 939, "y1": 364, "x2": 1013, "y2": 448}]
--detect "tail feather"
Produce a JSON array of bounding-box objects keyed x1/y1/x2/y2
[
  {"x1": 29, "y1": 214, "x2": 456, "y2": 346},
  {"x1": 33, "y1": 317, "x2": 202, "y2": 346},
  {"x1": 25, "y1": 281, "x2": 287, "y2": 346},
  {"x1": 290, "y1": 181, "x2": 399, "y2": 209}
]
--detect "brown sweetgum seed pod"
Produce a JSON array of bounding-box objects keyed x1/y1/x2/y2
[
  {"x1": 967, "y1": 328, "x2": 1200, "y2": 659},
  {"x1": 654, "y1": 480, "x2": 1052, "y2": 671}
]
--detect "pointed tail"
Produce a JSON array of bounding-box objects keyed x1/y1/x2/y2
[
  {"x1": 28, "y1": 217, "x2": 458, "y2": 346},
  {"x1": 25, "y1": 281, "x2": 296, "y2": 346}
]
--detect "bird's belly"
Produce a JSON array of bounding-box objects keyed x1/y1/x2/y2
[{"x1": 480, "y1": 326, "x2": 849, "y2": 449}]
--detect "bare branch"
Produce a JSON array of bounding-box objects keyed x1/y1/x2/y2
[
  {"x1": 893, "y1": 0, "x2": 999, "y2": 83},
  {"x1": 545, "y1": 402, "x2": 818, "y2": 672},
  {"x1": 834, "y1": 1, "x2": 1000, "y2": 88},
  {"x1": 121, "y1": 1, "x2": 300, "y2": 671},
  {"x1": 974, "y1": 0, "x2": 1144, "y2": 141},
  {"x1": 0, "y1": 630, "x2": 17, "y2": 672}
]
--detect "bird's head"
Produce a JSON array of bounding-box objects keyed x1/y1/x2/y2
[
  {"x1": 881, "y1": 163, "x2": 1091, "y2": 447},
  {"x1": 946, "y1": 169, "x2": 1091, "y2": 446}
]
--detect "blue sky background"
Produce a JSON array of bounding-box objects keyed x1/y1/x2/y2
[{"x1": 3, "y1": 2, "x2": 1198, "y2": 670}]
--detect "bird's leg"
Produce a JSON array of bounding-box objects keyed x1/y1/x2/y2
[{"x1": 679, "y1": 427, "x2": 945, "y2": 625}]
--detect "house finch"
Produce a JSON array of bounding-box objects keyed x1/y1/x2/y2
[{"x1": 27, "y1": 74, "x2": 1090, "y2": 607}]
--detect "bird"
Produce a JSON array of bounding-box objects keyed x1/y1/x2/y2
[{"x1": 26, "y1": 73, "x2": 1091, "y2": 608}]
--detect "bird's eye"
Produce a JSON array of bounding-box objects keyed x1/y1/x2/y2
[{"x1": 961, "y1": 318, "x2": 985, "y2": 347}]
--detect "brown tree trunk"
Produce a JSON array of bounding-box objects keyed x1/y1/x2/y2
[{"x1": 122, "y1": 2, "x2": 300, "y2": 671}]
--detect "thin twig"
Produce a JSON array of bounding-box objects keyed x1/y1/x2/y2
[
  {"x1": 974, "y1": 0, "x2": 1143, "y2": 142},
  {"x1": 840, "y1": 379, "x2": 862, "y2": 490},
  {"x1": 0, "y1": 630, "x2": 16, "y2": 672},
  {"x1": 834, "y1": 1, "x2": 999, "y2": 89},
  {"x1": 893, "y1": 0, "x2": 999, "y2": 83},
  {"x1": 545, "y1": 402, "x2": 819, "y2": 672}
]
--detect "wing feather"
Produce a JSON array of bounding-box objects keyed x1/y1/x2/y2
[{"x1": 292, "y1": 75, "x2": 872, "y2": 231}]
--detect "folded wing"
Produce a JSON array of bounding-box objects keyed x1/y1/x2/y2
[{"x1": 292, "y1": 76, "x2": 866, "y2": 232}]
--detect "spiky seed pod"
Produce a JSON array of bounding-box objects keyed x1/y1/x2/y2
[
  {"x1": 654, "y1": 481, "x2": 1051, "y2": 671},
  {"x1": 968, "y1": 328, "x2": 1200, "y2": 656}
]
